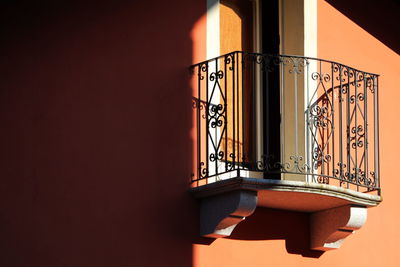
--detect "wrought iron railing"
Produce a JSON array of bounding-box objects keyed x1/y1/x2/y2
[{"x1": 190, "y1": 51, "x2": 380, "y2": 194}]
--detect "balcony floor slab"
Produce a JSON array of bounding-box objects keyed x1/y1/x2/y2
[{"x1": 191, "y1": 176, "x2": 381, "y2": 212}]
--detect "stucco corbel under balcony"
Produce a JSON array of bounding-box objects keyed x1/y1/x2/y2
[{"x1": 190, "y1": 176, "x2": 381, "y2": 251}]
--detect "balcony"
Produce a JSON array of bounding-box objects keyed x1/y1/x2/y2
[{"x1": 190, "y1": 51, "x2": 381, "y2": 251}]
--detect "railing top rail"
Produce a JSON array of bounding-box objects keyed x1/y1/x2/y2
[{"x1": 190, "y1": 51, "x2": 380, "y2": 77}]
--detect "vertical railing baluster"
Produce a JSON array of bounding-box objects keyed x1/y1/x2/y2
[
  {"x1": 319, "y1": 61, "x2": 325, "y2": 177},
  {"x1": 265, "y1": 56, "x2": 270, "y2": 172},
  {"x1": 224, "y1": 55, "x2": 228, "y2": 172},
  {"x1": 240, "y1": 52, "x2": 245, "y2": 173},
  {"x1": 280, "y1": 56, "x2": 285, "y2": 177},
  {"x1": 374, "y1": 76, "x2": 380, "y2": 193},
  {"x1": 294, "y1": 60, "x2": 299, "y2": 159},
  {"x1": 197, "y1": 65, "x2": 201, "y2": 185},
  {"x1": 364, "y1": 73, "x2": 368, "y2": 189},
  {"x1": 354, "y1": 70, "x2": 359, "y2": 191},
  {"x1": 206, "y1": 62, "x2": 209, "y2": 183},
  {"x1": 339, "y1": 65, "x2": 344, "y2": 186},
  {"x1": 331, "y1": 63, "x2": 335, "y2": 180},
  {"x1": 215, "y1": 58, "x2": 219, "y2": 176},
  {"x1": 232, "y1": 53, "x2": 236, "y2": 173},
  {"x1": 252, "y1": 55, "x2": 256, "y2": 170},
  {"x1": 346, "y1": 67, "x2": 351, "y2": 189}
]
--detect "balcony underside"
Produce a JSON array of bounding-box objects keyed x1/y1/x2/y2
[{"x1": 191, "y1": 175, "x2": 381, "y2": 251}]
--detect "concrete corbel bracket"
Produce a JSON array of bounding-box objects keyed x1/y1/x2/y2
[
  {"x1": 310, "y1": 205, "x2": 367, "y2": 251},
  {"x1": 200, "y1": 190, "x2": 257, "y2": 238}
]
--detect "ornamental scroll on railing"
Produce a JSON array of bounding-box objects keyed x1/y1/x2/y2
[{"x1": 190, "y1": 51, "x2": 380, "y2": 195}]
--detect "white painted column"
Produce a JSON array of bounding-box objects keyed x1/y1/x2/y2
[{"x1": 207, "y1": 0, "x2": 220, "y2": 59}]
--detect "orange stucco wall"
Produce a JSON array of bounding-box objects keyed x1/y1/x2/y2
[
  {"x1": 317, "y1": 1, "x2": 400, "y2": 266},
  {"x1": 0, "y1": 0, "x2": 398, "y2": 266},
  {"x1": 192, "y1": 1, "x2": 400, "y2": 266}
]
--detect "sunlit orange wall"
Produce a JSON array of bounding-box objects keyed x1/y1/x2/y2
[
  {"x1": 193, "y1": 1, "x2": 400, "y2": 266},
  {"x1": 316, "y1": 1, "x2": 400, "y2": 266}
]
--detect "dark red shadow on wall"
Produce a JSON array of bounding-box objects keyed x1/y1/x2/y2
[
  {"x1": 0, "y1": 1, "x2": 204, "y2": 266},
  {"x1": 326, "y1": 0, "x2": 400, "y2": 54},
  {"x1": 229, "y1": 208, "x2": 324, "y2": 258}
]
